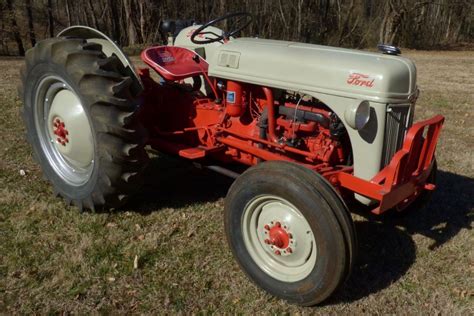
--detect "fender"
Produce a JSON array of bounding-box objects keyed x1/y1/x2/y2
[{"x1": 58, "y1": 25, "x2": 144, "y2": 96}]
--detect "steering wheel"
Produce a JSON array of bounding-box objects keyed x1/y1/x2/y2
[{"x1": 191, "y1": 12, "x2": 252, "y2": 45}]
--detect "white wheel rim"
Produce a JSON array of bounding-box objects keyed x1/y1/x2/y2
[
  {"x1": 242, "y1": 195, "x2": 317, "y2": 282},
  {"x1": 34, "y1": 75, "x2": 95, "y2": 186}
]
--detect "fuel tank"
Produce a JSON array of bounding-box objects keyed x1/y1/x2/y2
[{"x1": 208, "y1": 38, "x2": 417, "y2": 104}]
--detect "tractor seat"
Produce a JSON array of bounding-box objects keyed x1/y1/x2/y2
[{"x1": 141, "y1": 46, "x2": 209, "y2": 81}]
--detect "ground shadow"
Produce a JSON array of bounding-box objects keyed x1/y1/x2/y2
[
  {"x1": 127, "y1": 161, "x2": 473, "y2": 302},
  {"x1": 125, "y1": 155, "x2": 234, "y2": 214},
  {"x1": 328, "y1": 169, "x2": 473, "y2": 303}
]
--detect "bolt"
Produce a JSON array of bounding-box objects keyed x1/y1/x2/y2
[
  {"x1": 264, "y1": 224, "x2": 270, "y2": 231},
  {"x1": 274, "y1": 250, "x2": 281, "y2": 256},
  {"x1": 288, "y1": 233, "x2": 293, "y2": 239},
  {"x1": 283, "y1": 225, "x2": 287, "y2": 229},
  {"x1": 275, "y1": 222, "x2": 281, "y2": 227},
  {"x1": 287, "y1": 247, "x2": 293, "y2": 253},
  {"x1": 264, "y1": 239, "x2": 271, "y2": 244}
]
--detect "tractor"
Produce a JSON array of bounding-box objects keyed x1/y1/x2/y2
[{"x1": 19, "y1": 12, "x2": 444, "y2": 306}]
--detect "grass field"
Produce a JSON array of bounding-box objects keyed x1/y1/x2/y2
[{"x1": 1, "y1": 51, "x2": 473, "y2": 313}]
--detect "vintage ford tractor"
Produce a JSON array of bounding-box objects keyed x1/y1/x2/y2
[{"x1": 20, "y1": 13, "x2": 444, "y2": 305}]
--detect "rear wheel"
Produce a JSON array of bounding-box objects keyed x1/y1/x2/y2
[
  {"x1": 224, "y1": 161, "x2": 356, "y2": 306},
  {"x1": 20, "y1": 37, "x2": 148, "y2": 210}
]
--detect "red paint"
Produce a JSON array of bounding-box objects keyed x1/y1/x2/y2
[
  {"x1": 347, "y1": 73, "x2": 375, "y2": 88},
  {"x1": 141, "y1": 46, "x2": 209, "y2": 81},
  {"x1": 53, "y1": 118, "x2": 69, "y2": 146},
  {"x1": 262, "y1": 87, "x2": 278, "y2": 142},
  {"x1": 267, "y1": 223, "x2": 290, "y2": 249},
  {"x1": 225, "y1": 81, "x2": 245, "y2": 117},
  {"x1": 338, "y1": 115, "x2": 444, "y2": 214},
  {"x1": 137, "y1": 57, "x2": 444, "y2": 215}
]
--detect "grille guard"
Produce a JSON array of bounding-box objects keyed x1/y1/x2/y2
[{"x1": 338, "y1": 115, "x2": 445, "y2": 214}]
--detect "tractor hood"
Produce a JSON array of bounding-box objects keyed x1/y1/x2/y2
[{"x1": 208, "y1": 38, "x2": 417, "y2": 104}]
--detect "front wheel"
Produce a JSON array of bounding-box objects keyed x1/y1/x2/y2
[{"x1": 224, "y1": 161, "x2": 356, "y2": 306}]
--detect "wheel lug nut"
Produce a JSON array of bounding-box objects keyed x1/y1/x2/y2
[
  {"x1": 274, "y1": 250, "x2": 281, "y2": 255},
  {"x1": 264, "y1": 225, "x2": 270, "y2": 231},
  {"x1": 264, "y1": 239, "x2": 271, "y2": 244},
  {"x1": 275, "y1": 222, "x2": 281, "y2": 227},
  {"x1": 288, "y1": 233, "x2": 293, "y2": 238},
  {"x1": 287, "y1": 247, "x2": 293, "y2": 253}
]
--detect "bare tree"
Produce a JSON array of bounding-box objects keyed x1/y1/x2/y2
[
  {"x1": 47, "y1": 0, "x2": 54, "y2": 37},
  {"x1": 25, "y1": 0, "x2": 36, "y2": 47},
  {"x1": 6, "y1": 0, "x2": 25, "y2": 55},
  {"x1": 64, "y1": 0, "x2": 72, "y2": 27},
  {"x1": 0, "y1": 0, "x2": 472, "y2": 56},
  {"x1": 123, "y1": 0, "x2": 137, "y2": 45}
]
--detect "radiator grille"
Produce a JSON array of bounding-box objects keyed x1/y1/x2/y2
[{"x1": 381, "y1": 104, "x2": 413, "y2": 167}]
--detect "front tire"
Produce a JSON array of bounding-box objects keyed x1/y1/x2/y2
[
  {"x1": 224, "y1": 161, "x2": 356, "y2": 306},
  {"x1": 20, "y1": 38, "x2": 148, "y2": 210}
]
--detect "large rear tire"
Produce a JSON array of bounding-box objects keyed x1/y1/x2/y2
[
  {"x1": 19, "y1": 37, "x2": 148, "y2": 211},
  {"x1": 224, "y1": 161, "x2": 356, "y2": 306}
]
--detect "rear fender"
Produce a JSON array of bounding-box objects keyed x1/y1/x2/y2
[{"x1": 58, "y1": 25, "x2": 144, "y2": 95}]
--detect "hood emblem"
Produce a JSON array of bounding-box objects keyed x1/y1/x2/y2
[{"x1": 347, "y1": 73, "x2": 375, "y2": 88}]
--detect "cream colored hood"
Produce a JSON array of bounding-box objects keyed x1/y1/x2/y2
[{"x1": 209, "y1": 38, "x2": 417, "y2": 104}]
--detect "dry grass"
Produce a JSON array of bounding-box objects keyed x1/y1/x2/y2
[{"x1": 0, "y1": 50, "x2": 473, "y2": 314}]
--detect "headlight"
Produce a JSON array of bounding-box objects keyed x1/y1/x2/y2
[{"x1": 344, "y1": 100, "x2": 371, "y2": 130}]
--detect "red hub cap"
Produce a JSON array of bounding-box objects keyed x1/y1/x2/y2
[
  {"x1": 264, "y1": 221, "x2": 294, "y2": 255},
  {"x1": 52, "y1": 117, "x2": 69, "y2": 146}
]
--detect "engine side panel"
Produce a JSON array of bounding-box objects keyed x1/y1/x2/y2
[{"x1": 208, "y1": 38, "x2": 417, "y2": 104}]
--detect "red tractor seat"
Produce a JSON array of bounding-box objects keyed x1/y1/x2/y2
[{"x1": 141, "y1": 46, "x2": 209, "y2": 81}]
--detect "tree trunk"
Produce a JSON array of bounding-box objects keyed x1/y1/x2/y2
[
  {"x1": 108, "y1": 0, "x2": 121, "y2": 42},
  {"x1": 25, "y1": 0, "x2": 36, "y2": 47},
  {"x1": 138, "y1": 0, "x2": 146, "y2": 43},
  {"x1": 47, "y1": 0, "x2": 54, "y2": 37},
  {"x1": 123, "y1": 0, "x2": 137, "y2": 45},
  {"x1": 86, "y1": 0, "x2": 99, "y2": 29},
  {"x1": 6, "y1": 0, "x2": 25, "y2": 56},
  {"x1": 65, "y1": 0, "x2": 72, "y2": 27}
]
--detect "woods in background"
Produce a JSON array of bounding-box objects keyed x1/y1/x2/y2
[{"x1": 0, "y1": 0, "x2": 472, "y2": 56}]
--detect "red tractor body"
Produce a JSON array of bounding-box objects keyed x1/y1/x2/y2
[{"x1": 137, "y1": 45, "x2": 443, "y2": 215}]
